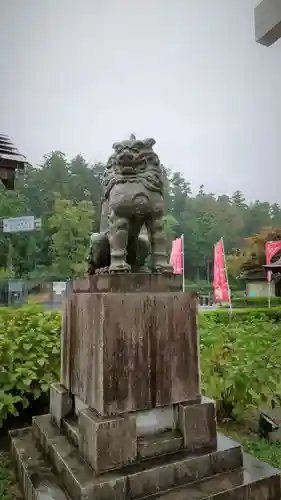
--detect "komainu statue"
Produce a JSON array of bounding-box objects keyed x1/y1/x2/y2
[{"x1": 87, "y1": 134, "x2": 172, "y2": 274}]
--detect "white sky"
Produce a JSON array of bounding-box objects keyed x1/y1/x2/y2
[{"x1": 0, "y1": 0, "x2": 280, "y2": 201}]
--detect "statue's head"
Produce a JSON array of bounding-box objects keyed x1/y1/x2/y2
[
  {"x1": 103, "y1": 135, "x2": 163, "y2": 198},
  {"x1": 109, "y1": 135, "x2": 159, "y2": 175}
]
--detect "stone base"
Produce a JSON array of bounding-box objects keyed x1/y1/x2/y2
[
  {"x1": 50, "y1": 384, "x2": 217, "y2": 473},
  {"x1": 10, "y1": 416, "x2": 281, "y2": 500}
]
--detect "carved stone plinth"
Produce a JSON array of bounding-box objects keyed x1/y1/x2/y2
[{"x1": 10, "y1": 274, "x2": 281, "y2": 499}]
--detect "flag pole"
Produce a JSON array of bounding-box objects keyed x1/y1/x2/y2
[
  {"x1": 221, "y1": 237, "x2": 232, "y2": 313},
  {"x1": 182, "y1": 234, "x2": 185, "y2": 292}
]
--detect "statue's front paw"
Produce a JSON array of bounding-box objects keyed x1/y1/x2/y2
[
  {"x1": 95, "y1": 266, "x2": 110, "y2": 275},
  {"x1": 109, "y1": 262, "x2": 131, "y2": 273},
  {"x1": 153, "y1": 264, "x2": 174, "y2": 274}
]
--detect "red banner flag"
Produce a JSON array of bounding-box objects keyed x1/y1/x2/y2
[
  {"x1": 170, "y1": 236, "x2": 183, "y2": 274},
  {"x1": 265, "y1": 241, "x2": 281, "y2": 282},
  {"x1": 213, "y1": 239, "x2": 229, "y2": 302}
]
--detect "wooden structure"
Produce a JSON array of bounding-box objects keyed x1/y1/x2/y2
[
  {"x1": 255, "y1": 0, "x2": 281, "y2": 46},
  {"x1": 243, "y1": 270, "x2": 275, "y2": 297},
  {"x1": 264, "y1": 256, "x2": 281, "y2": 273},
  {"x1": 0, "y1": 135, "x2": 27, "y2": 189}
]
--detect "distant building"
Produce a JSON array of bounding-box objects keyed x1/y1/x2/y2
[
  {"x1": 255, "y1": 0, "x2": 281, "y2": 46},
  {"x1": 0, "y1": 135, "x2": 27, "y2": 189},
  {"x1": 243, "y1": 257, "x2": 281, "y2": 297},
  {"x1": 244, "y1": 271, "x2": 276, "y2": 297}
]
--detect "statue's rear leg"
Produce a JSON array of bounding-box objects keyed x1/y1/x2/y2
[
  {"x1": 146, "y1": 217, "x2": 173, "y2": 273},
  {"x1": 108, "y1": 216, "x2": 131, "y2": 273}
]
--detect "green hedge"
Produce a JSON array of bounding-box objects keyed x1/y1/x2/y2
[
  {"x1": 0, "y1": 305, "x2": 60, "y2": 426},
  {"x1": 184, "y1": 282, "x2": 213, "y2": 294},
  {"x1": 201, "y1": 306, "x2": 281, "y2": 324},
  {"x1": 231, "y1": 296, "x2": 281, "y2": 309}
]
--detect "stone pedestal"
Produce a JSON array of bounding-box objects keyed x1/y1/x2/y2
[
  {"x1": 10, "y1": 274, "x2": 281, "y2": 499},
  {"x1": 61, "y1": 274, "x2": 199, "y2": 416}
]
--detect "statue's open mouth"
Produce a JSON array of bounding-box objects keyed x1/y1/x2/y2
[{"x1": 121, "y1": 166, "x2": 135, "y2": 175}]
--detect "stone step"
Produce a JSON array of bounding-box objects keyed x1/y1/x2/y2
[
  {"x1": 146, "y1": 453, "x2": 281, "y2": 499},
  {"x1": 10, "y1": 424, "x2": 281, "y2": 500},
  {"x1": 10, "y1": 428, "x2": 70, "y2": 500},
  {"x1": 137, "y1": 430, "x2": 183, "y2": 459},
  {"x1": 63, "y1": 416, "x2": 184, "y2": 459},
  {"x1": 29, "y1": 414, "x2": 243, "y2": 500},
  {"x1": 63, "y1": 416, "x2": 79, "y2": 447}
]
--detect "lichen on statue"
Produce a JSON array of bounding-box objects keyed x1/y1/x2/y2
[{"x1": 87, "y1": 134, "x2": 172, "y2": 275}]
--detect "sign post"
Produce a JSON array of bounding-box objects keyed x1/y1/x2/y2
[
  {"x1": 1, "y1": 215, "x2": 42, "y2": 277},
  {"x1": 3, "y1": 216, "x2": 41, "y2": 233}
]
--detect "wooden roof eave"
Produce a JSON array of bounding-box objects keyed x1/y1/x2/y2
[{"x1": 263, "y1": 257, "x2": 281, "y2": 271}]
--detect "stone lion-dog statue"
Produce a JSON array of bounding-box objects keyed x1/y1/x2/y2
[{"x1": 87, "y1": 134, "x2": 172, "y2": 274}]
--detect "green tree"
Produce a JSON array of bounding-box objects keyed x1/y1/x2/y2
[
  {"x1": 1, "y1": 145, "x2": 280, "y2": 286},
  {"x1": 49, "y1": 196, "x2": 95, "y2": 279},
  {"x1": 0, "y1": 185, "x2": 36, "y2": 275},
  {"x1": 231, "y1": 190, "x2": 247, "y2": 209},
  {"x1": 244, "y1": 201, "x2": 271, "y2": 237},
  {"x1": 228, "y1": 227, "x2": 281, "y2": 278},
  {"x1": 163, "y1": 214, "x2": 179, "y2": 253}
]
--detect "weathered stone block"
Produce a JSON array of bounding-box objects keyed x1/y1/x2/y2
[
  {"x1": 10, "y1": 428, "x2": 70, "y2": 500},
  {"x1": 137, "y1": 431, "x2": 183, "y2": 459},
  {"x1": 78, "y1": 408, "x2": 137, "y2": 473},
  {"x1": 178, "y1": 398, "x2": 217, "y2": 450},
  {"x1": 70, "y1": 273, "x2": 183, "y2": 293},
  {"x1": 50, "y1": 383, "x2": 73, "y2": 427},
  {"x1": 128, "y1": 461, "x2": 175, "y2": 499},
  {"x1": 61, "y1": 275, "x2": 199, "y2": 416},
  {"x1": 12, "y1": 426, "x2": 127, "y2": 500},
  {"x1": 135, "y1": 406, "x2": 177, "y2": 436}
]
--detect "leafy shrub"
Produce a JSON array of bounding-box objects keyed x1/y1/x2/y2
[
  {"x1": 184, "y1": 283, "x2": 200, "y2": 293},
  {"x1": 1, "y1": 300, "x2": 281, "y2": 432},
  {"x1": 200, "y1": 314, "x2": 281, "y2": 421},
  {"x1": 0, "y1": 304, "x2": 61, "y2": 426},
  {"x1": 201, "y1": 306, "x2": 281, "y2": 324},
  {"x1": 231, "y1": 296, "x2": 281, "y2": 309}
]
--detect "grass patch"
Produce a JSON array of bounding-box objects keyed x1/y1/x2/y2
[{"x1": 243, "y1": 439, "x2": 281, "y2": 469}]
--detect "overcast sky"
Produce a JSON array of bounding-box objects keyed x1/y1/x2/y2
[{"x1": 1, "y1": 0, "x2": 280, "y2": 202}]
